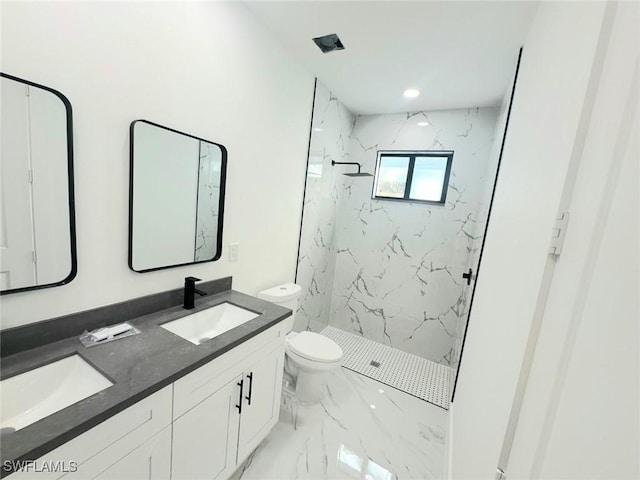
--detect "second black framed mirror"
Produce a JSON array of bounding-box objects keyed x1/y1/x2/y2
[{"x1": 129, "y1": 120, "x2": 227, "y2": 273}]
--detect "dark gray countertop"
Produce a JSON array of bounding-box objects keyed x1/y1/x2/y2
[{"x1": 0, "y1": 289, "x2": 290, "y2": 473}]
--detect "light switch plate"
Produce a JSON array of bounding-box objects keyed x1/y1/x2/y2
[{"x1": 229, "y1": 243, "x2": 239, "y2": 262}]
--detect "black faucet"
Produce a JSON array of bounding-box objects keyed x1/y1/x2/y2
[{"x1": 184, "y1": 276, "x2": 207, "y2": 310}]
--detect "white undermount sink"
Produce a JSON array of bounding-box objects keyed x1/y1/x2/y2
[
  {"x1": 161, "y1": 302, "x2": 259, "y2": 345},
  {"x1": 0, "y1": 355, "x2": 113, "y2": 433}
]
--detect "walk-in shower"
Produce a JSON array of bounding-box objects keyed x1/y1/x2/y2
[{"x1": 295, "y1": 62, "x2": 519, "y2": 404}]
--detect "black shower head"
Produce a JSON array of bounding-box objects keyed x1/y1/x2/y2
[
  {"x1": 343, "y1": 172, "x2": 373, "y2": 177},
  {"x1": 331, "y1": 160, "x2": 372, "y2": 177}
]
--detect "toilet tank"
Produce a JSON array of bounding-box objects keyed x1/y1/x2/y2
[{"x1": 257, "y1": 283, "x2": 301, "y2": 332}]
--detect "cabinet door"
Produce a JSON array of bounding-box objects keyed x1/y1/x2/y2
[
  {"x1": 93, "y1": 427, "x2": 171, "y2": 480},
  {"x1": 236, "y1": 344, "x2": 284, "y2": 463},
  {"x1": 172, "y1": 376, "x2": 242, "y2": 480}
]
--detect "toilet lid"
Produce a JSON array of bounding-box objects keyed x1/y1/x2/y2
[{"x1": 287, "y1": 332, "x2": 343, "y2": 363}]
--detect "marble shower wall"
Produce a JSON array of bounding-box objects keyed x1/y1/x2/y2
[
  {"x1": 449, "y1": 101, "x2": 510, "y2": 374},
  {"x1": 294, "y1": 82, "x2": 354, "y2": 332},
  {"x1": 329, "y1": 108, "x2": 500, "y2": 365}
]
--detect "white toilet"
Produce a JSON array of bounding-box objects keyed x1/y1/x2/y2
[{"x1": 258, "y1": 283, "x2": 343, "y2": 404}]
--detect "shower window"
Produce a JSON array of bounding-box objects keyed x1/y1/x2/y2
[{"x1": 372, "y1": 151, "x2": 453, "y2": 204}]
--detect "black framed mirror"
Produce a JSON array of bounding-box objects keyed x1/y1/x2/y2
[
  {"x1": 128, "y1": 120, "x2": 227, "y2": 273},
  {"x1": 0, "y1": 72, "x2": 77, "y2": 295}
]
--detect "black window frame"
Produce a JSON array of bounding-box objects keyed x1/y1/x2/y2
[{"x1": 372, "y1": 150, "x2": 454, "y2": 205}]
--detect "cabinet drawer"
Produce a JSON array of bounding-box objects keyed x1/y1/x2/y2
[
  {"x1": 9, "y1": 386, "x2": 172, "y2": 480},
  {"x1": 173, "y1": 321, "x2": 287, "y2": 419}
]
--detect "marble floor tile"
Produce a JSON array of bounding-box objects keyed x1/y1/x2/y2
[{"x1": 231, "y1": 368, "x2": 448, "y2": 480}]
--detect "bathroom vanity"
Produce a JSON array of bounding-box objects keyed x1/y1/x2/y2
[{"x1": 0, "y1": 281, "x2": 290, "y2": 480}]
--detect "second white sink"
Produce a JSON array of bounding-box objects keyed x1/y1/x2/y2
[
  {"x1": 0, "y1": 355, "x2": 113, "y2": 432},
  {"x1": 161, "y1": 302, "x2": 259, "y2": 345}
]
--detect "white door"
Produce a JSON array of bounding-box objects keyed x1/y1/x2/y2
[
  {"x1": 236, "y1": 344, "x2": 284, "y2": 463},
  {"x1": 172, "y1": 376, "x2": 242, "y2": 480},
  {"x1": 504, "y1": 2, "x2": 640, "y2": 477},
  {"x1": 27, "y1": 84, "x2": 71, "y2": 285},
  {"x1": 0, "y1": 78, "x2": 36, "y2": 290},
  {"x1": 93, "y1": 428, "x2": 171, "y2": 480}
]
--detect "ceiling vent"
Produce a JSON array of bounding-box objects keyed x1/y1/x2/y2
[{"x1": 312, "y1": 33, "x2": 345, "y2": 53}]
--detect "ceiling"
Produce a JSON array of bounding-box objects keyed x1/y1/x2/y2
[{"x1": 244, "y1": 1, "x2": 538, "y2": 115}]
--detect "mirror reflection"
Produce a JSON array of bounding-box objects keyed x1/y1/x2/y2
[
  {"x1": 129, "y1": 120, "x2": 226, "y2": 272},
  {"x1": 0, "y1": 73, "x2": 76, "y2": 294}
]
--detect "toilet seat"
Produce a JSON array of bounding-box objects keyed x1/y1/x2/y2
[{"x1": 286, "y1": 332, "x2": 343, "y2": 363}]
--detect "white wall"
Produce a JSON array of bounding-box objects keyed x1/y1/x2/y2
[
  {"x1": 0, "y1": 1, "x2": 314, "y2": 328},
  {"x1": 451, "y1": 1, "x2": 609, "y2": 478}
]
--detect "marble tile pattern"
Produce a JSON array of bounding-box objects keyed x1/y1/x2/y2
[
  {"x1": 194, "y1": 141, "x2": 222, "y2": 261},
  {"x1": 449, "y1": 101, "x2": 509, "y2": 384},
  {"x1": 230, "y1": 367, "x2": 448, "y2": 480},
  {"x1": 329, "y1": 108, "x2": 500, "y2": 366},
  {"x1": 295, "y1": 82, "x2": 354, "y2": 332}
]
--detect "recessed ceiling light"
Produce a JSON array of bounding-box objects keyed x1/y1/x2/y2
[
  {"x1": 417, "y1": 121, "x2": 430, "y2": 127},
  {"x1": 313, "y1": 127, "x2": 324, "y2": 132},
  {"x1": 370, "y1": 405, "x2": 376, "y2": 409},
  {"x1": 404, "y1": 88, "x2": 420, "y2": 98}
]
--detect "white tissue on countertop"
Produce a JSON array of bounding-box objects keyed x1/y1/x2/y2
[
  {"x1": 89, "y1": 323, "x2": 134, "y2": 342},
  {"x1": 79, "y1": 323, "x2": 140, "y2": 348}
]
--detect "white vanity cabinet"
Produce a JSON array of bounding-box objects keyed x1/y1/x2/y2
[
  {"x1": 171, "y1": 323, "x2": 286, "y2": 480},
  {"x1": 8, "y1": 386, "x2": 173, "y2": 480},
  {"x1": 8, "y1": 321, "x2": 286, "y2": 480}
]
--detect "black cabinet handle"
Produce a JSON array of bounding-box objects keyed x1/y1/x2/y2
[
  {"x1": 462, "y1": 268, "x2": 473, "y2": 286},
  {"x1": 245, "y1": 372, "x2": 253, "y2": 405},
  {"x1": 236, "y1": 379, "x2": 244, "y2": 414}
]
